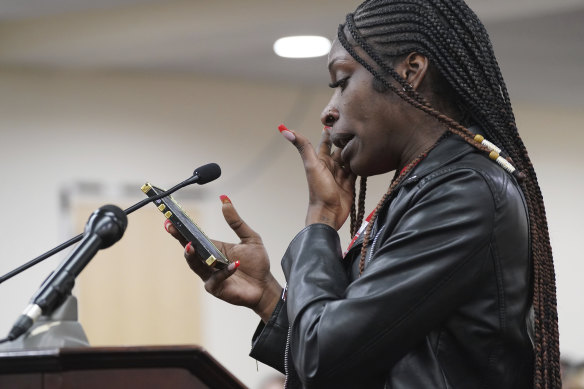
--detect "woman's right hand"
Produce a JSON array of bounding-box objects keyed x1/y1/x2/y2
[
  {"x1": 279, "y1": 125, "x2": 357, "y2": 230},
  {"x1": 165, "y1": 195, "x2": 282, "y2": 323}
]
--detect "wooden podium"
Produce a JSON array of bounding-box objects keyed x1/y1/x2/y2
[{"x1": 0, "y1": 345, "x2": 247, "y2": 388}]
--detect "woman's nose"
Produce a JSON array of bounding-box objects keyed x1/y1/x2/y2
[{"x1": 320, "y1": 107, "x2": 339, "y2": 127}]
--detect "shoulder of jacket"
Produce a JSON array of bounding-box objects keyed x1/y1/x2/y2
[{"x1": 400, "y1": 154, "x2": 518, "y2": 211}]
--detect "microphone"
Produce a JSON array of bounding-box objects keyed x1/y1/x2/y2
[
  {"x1": 0, "y1": 163, "x2": 221, "y2": 285},
  {"x1": 122, "y1": 162, "x2": 221, "y2": 214},
  {"x1": 192, "y1": 162, "x2": 221, "y2": 185},
  {"x1": 5, "y1": 205, "x2": 128, "y2": 342}
]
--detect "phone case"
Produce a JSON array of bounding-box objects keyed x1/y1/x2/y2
[{"x1": 141, "y1": 183, "x2": 230, "y2": 269}]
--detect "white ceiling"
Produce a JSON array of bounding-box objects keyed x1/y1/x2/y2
[{"x1": 0, "y1": 0, "x2": 583, "y2": 106}]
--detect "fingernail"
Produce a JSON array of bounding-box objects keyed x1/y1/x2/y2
[
  {"x1": 220, "y1": 194, "x2": 231, "y2": 204},
  {"x1": 324, "y1": 126, "x2": 331, "y2": 131},
  {"x1": 185, "y1": 242, "x2": 193, "y2": 254},
  {"x1": 164, "y1": 219, "x2": 172, "y2": 232},
  {"x1": 281, "y1": 130, "x2": 296, "y2": 142},
  {"x1": 278, "y1": 124, "x2": 296, "y2": 142},
  {"x1": 228, "y1": 260, "x2": 240, "y2": 271}
]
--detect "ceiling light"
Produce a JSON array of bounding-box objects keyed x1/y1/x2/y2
[{"x1": 273, "y1": 36, "x2": 332, "y2": 58}]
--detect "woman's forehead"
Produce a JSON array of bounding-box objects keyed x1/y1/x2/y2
[{"x1": 327, "y1": 40, "x2": 352, "y2": 69}]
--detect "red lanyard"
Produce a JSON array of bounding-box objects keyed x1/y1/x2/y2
[{"x1": 343, "y1": 209, "x2": 375, "y2": 257}]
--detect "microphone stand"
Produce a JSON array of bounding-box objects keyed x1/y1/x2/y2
[{"x1": 0, "y1": 295, "x2": 90, "y2": 350}]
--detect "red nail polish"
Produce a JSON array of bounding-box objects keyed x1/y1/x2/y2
[
  {"x1": 280, "y1": 126, "x2": 296, "y2": 142},
  {"x1": 220, "y1": 194, "x2": 231, "y2": 204},
  {"x1": 164, "y1": 219, "x2": 172, "y2": 232},
  {"x1": 185, "y1": 242, "x2": 192, "y2": 253},
  {"x1": 234, "y1": 260, "x2": 240, "y2": 269}
]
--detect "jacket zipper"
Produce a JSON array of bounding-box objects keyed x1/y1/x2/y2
[
  {"x1": 366, "y1": 225, "x2": 385, "y2": 266},
  {"x1": 284, "y1": 325, "x2": 292, "y2": 388},
  {"x1": 283, "y1": 282, "x2": 296, "y2": 389}
]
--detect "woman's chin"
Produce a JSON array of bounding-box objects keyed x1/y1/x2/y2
[{"x1": 351, "y1": 162, "x2": 395, "y2": 178}]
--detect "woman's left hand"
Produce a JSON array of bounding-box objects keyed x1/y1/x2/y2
[{"x1": 279, "y1": 125, "x2": 357, "y2": 231}]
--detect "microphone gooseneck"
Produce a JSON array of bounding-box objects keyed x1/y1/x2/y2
[
  {"x1": 0, "y1": 163, "x2": 221, "y2": 285},
  {"x1": 123, "y1": 162, "x2": 221, "y2": 214}
]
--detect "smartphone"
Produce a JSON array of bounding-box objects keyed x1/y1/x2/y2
[{"x1": 141, "y1": 182, "x2": 230, "y2": 269}]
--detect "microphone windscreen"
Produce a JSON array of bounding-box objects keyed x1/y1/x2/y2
[
  {"x1": 100, "y1": 204, "x2": 128, "y2": 229},
  {"x1": 90, "y1": 205, "x2": 128, "y2": 248},
  {"x1": 193, "y1": 163, "x2": 221, "y2": 184}
]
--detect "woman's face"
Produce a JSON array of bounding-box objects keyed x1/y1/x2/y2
[{"x1": 322, "y1": 40, "x2": 417, "y2": 177}]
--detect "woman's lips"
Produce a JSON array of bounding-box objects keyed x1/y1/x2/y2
[
  {"x1": 331, "y1": 132, "x2": 355, "y2": 165},
  {"x1": 340, "y1": 140, "x2": 354, "y2": 165},
  {"x1": 331, "y1": 132, "x2": 354, "y2": 149}
]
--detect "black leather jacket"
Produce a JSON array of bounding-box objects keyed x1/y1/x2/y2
[{"x1": 250, "y1": 134, "x2": 534, "y2": 388}]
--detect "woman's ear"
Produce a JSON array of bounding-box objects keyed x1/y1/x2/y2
[{"x1": 394, "y1": 52, "x2": 430, "y2": 90}]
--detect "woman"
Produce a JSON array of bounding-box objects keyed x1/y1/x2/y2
[{"x1": 166, "y1": 0, "x2": 560, "y2": 387}]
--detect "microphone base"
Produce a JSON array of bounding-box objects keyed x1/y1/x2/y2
[{"x1": 0, "y1": 295, "x2": 89, "y2": 351}]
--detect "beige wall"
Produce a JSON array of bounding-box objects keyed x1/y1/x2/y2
[{"x1": 0, "y1": 69, "x2": 582, "y2": 387}]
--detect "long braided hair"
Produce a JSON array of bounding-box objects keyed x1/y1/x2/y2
[{"x1": 343, "y1": 0, "x2": 560, "y2": 387}]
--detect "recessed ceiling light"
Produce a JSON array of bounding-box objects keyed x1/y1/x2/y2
[{"x1": 273, "y1": 36, "x2": 332, "y2": 58}]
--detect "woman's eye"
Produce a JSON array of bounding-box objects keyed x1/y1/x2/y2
[{"x1": 328, "y1": 77, "x2": 349, "y2": 90}]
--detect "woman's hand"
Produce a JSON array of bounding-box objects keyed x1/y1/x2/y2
[
  {"x1": 165, "y1": 196, "x2": 282, "y2": 323},
  {"x1": 279, "y1": 125, "x2": 357, "y2": 230}
]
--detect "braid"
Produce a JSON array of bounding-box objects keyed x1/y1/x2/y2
[
  {"x1": 344, "y1": 0, "x2": 560, "y2": 387},
  {"x1": 357, "y1": 176, "x2": 368, "y2": 229},
  {"x1": 349, "y1": 176, "x2": 368, "y2": 238},
  {"x1": 350, "y1": 189, "x2": 357, "y2": 237}
]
